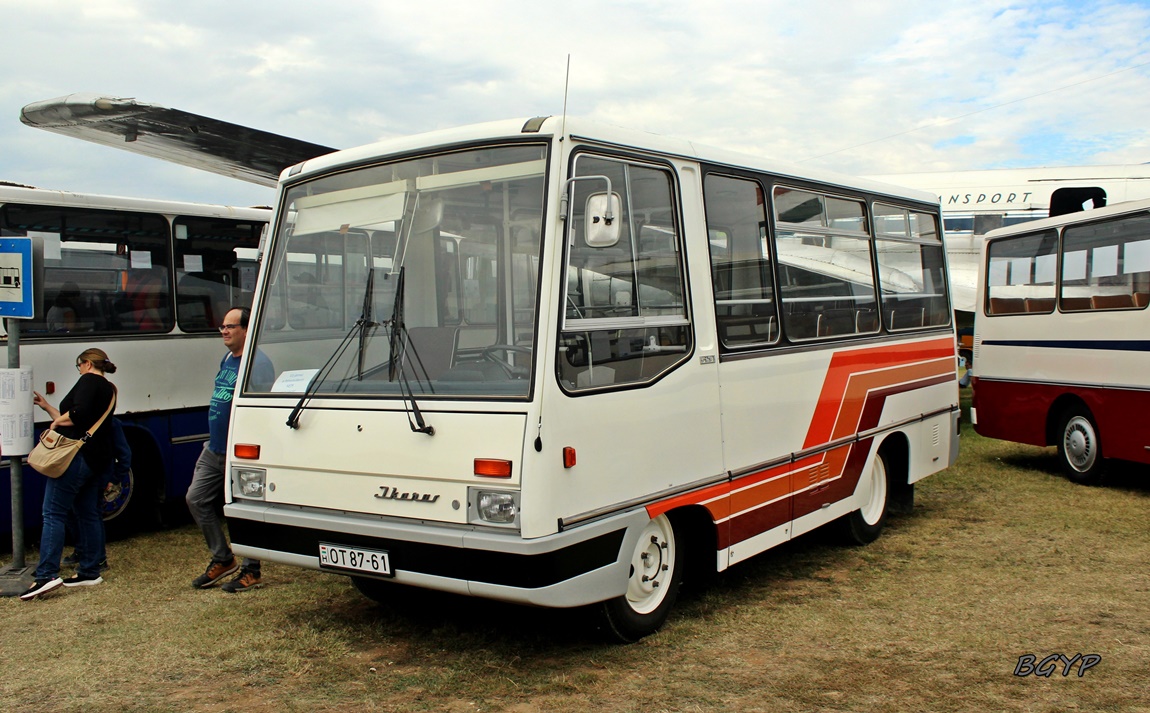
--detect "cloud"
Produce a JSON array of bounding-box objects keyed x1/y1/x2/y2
[{"x1": 2, "y1": 0, "x2": 1149, "y2": 206}]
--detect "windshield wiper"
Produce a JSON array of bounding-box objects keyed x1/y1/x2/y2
[
  {"x1": 386, "y1": 267, "x2": 435, "y2": 436},
  {"x1": 286, "y1": 270, "x2": 380, "y2": 429},
  {"x1": 357, "y1": 267, "x2": 376, "y2": 380}
]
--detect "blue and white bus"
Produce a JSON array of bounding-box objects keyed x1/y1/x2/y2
[{"x1": 0, "y1": 183, "x2": 270, "y2": 538}]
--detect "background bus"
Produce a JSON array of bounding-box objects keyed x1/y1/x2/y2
[
  {"x1": 970, "y1": 197, "x2": 1150, "y2": 484},
  {"x1": 0, "y1": 183, "x2": 270, "y2": 540},
  {"x1": 223, "y1": 117, "x2": 960, "y2": 641},
  {"x1": 877, "y1": 163, "x2": 1150, "y2": 370}
]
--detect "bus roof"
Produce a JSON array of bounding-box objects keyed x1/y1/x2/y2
[
  {"x1": 0, "y1": 183, "x2": 272, "y2": 221},
  {"x1": 289, "y1": 115, "x2": 942, "y2": 208},
  {"x1": 981, "y1": 195, "x2": 1150, "y2": 240}
]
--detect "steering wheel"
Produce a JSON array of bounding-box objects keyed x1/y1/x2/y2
[{"x1": 481, "y1": 344, "x2": 532, "y2": 380}]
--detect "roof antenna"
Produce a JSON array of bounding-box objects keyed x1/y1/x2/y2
[{"x1": 561, "y1": 54, "x2": 571, "y2": 140}]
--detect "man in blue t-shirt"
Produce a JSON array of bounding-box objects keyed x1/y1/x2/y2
[{"x1": 186, "y1": 306, "x2": 274, "y2": 593}]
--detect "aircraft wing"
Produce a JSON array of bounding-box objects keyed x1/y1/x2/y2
[{"x1": 20, "y1": 93, "x2": 336, "y2": 187}]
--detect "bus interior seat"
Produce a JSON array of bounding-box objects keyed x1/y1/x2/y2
[
  {"x1": 1025, "y1": 298, "x2": 1056, "y2": 313},
  {"x1": 785, "y1": 312, "x2": 823, "y2": 340},
  {"x1": 818, "y1": 310, "x2": 856, "y2": 337},
  {"x1": 987, "y1": 298, "x2": 1025, "y2": 315},
  {"x1": 1135, "y1": 292, "x2": 1150, "y2": 308},
  {"x1": 1091, "y1": 294, "x2": 1134, "y2": 310},
  {"x1": 178, "y1": 273, "x2": 231, "y2": 329},
  {"x1": 1059, "y1": 296, "x2": 1092, "y2": 311},
  {"x1": 178, "y1": 294, "x2": 215, "y2": 330},
  {"x1": 855, "y1": 309, "x2": 878, "y2": 332}
]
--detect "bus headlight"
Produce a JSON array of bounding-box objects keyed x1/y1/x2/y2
[
  {"x1": 232, "y1": 467, "x2": 267, "y2": 500},
  {"x1": 472, "y1": 489, "x2": 519, "y2": 525}
]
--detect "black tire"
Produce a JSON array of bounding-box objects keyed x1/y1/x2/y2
[
  {"x1": 599, "y1": 514, "x2": 683, "y2": 643},
  {"x1": 351, "y1": 576, "x2": 439, "y2": 612},
  {"x1": 351, "y1": 575, "x2": 396, "y2": 604},
  {"x1": 103, "y1": 441, "x2": 163, "y2": 539},
  {"x1": 1057, "y1": 406, "x2": 1104, "y2": 485},
  {"x1": 841, "y1": 450, "x2": 890, "y2": 545}
]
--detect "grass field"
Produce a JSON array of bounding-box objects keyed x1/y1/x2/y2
[{"x1": 2, "y1": 417, "x2": 1148, "y2": 713}]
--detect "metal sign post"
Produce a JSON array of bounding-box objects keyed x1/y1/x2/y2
[{"x1": 0, "y1": 238, "x2": 38, "y2": 596}]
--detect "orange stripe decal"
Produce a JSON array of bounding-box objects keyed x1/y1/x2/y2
[{"x1": 645, "y1": 336, "x2": 956, "y2": 550}]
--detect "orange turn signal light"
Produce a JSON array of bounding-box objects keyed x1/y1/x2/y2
[
  {"x1": 234, "y1": 443, "x2": 261, "y2": 460},
  {"x1": 563, "y1": 446, "x2": 576, "y2": 469},
  {"x1": 474, "y1": 458, "x2": 512, "y2": 478}
]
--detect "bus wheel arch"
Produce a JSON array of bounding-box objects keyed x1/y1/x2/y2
[
  {"x1": 841, "y1": 436, "x2": 906, "y2": 545},
  {"x1": 600, "y1": 511, "x2": 686, "y2": 643},
  {"x1": 668, "y1": 506, "x2": 719, "y2": 591},
  {"x1": 1045, "y1": 394, "x2": 1085, "y2": 446},
  {"x1": 104, "y1": 427, "x2": 165, "y2": 538}
]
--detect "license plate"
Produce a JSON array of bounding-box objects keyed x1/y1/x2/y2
[{"x1": 318, "y1": 542, "x2": 393, "y2": 576}]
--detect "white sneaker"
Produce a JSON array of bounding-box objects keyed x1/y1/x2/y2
[
  {"x1": 62, "y1": 574, "x2": 104, "y2": 588},
  {"x1": 20, "y1": 577, "x2": 64, "y2": 600}
]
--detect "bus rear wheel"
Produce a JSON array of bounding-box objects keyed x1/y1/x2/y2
[
  {"x1": 600, "y1": 513, "x2": 683, "y2": 643},
  {"x1": 1057, "y1": 407, "x2": 1103, "y2": 485},
  {"x1": 104, "y1": 440, "x2": 163, "y2": 539},
  {"x1": 841, "y1": 450, "x2": 890, "y2": 545}
]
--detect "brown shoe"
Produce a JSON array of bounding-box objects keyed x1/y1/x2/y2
[
  {"x1": 192, "y1": 558, "x2": 239, "y2": 589},
  {"x1": 221, "y1": 568, "x2": 262, "y2": 593}
]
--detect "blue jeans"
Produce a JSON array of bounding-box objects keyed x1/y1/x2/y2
[{"x1": 36, "y1": 455, "x2": 104, "y2": 580}]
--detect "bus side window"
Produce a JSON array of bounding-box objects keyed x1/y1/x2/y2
[
  {"x1": 1, "y1": 204, "x2": 172, "y2": 335},
  {"x1": 1060, "y1": 212, "x2": 1150, "y2": 312},
  {"x1": 560, "y1": 155, "x2": 691, "y2": 392},
  {"x1": 704, "y1": 174, "x2": 779, "y2": 349},
  {"x1": 986, "y1": 229, "x2": 1058, "y2": 317},
  {"x1": 174, "y1": 217, "x2": 265, "y2": 332},
  {"x1": 774, "y1": 188, "x2": 876, "y2": 341},
  {"x1": 875, "y1": 206, "x2": 951, "y2": 331}
]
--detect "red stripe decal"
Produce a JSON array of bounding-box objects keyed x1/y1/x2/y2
[{"x1": 647, "y1": 337, "x2": 956, "y2": 551}]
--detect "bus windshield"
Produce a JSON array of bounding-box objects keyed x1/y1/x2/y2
[{"x1": 247, "y1": 143, "x2": 548, "y2": 398}]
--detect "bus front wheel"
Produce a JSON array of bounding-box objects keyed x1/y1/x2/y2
[
  {"x1": 600, "y1": 513, "x2": 683, "y2": 643},
  {"x1": 1058, "y1": 407, "x2": 1104, "y2": 485}
]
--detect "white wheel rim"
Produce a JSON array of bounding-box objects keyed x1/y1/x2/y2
[
  {"x1": 1063, "y1": 416, "x2": 1097, "y2": 472},
  {"x1": 859, "y1": 456, "x2": 888, "y2": 526},
  {"x1": 626, "y1": 515, "x2": 676, "y2": 615}
]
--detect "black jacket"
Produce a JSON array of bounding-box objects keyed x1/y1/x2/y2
[{"x1": 58, "y1": 373, "x2": 116, "y2": 473}]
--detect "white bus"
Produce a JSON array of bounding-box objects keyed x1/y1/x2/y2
[
  {"x1": 874, "y1": 164, "x2": 1150, "y2": 314},
  {"x1": 0, "y1": 183, "x2": 270, "y2": 536},
  {"x1": 225, "y1": 117, "x2": 960, "y2": 641},
  {"x1": 971, "y1": 196, "x2": 1150, "y2": 484}
]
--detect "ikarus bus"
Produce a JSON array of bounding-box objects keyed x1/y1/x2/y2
[{"x1": 226, "y1": 117, "x2": 961, "y2": 641}]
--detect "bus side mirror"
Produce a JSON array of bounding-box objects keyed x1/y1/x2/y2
[
  {"x1": 412, "y1": 198, "x2": 444, "y2": 234},
  {"x1": 584, "y1": 192, "x2": 621, "y2": 248}
]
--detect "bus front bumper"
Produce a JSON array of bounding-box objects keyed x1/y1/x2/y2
[{"x1": 225, "y1": 500, "x2": 646, "y2": 608}]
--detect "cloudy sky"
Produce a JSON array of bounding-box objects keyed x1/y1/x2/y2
[{"x1": 3, "y1": 0, "x2": 1149, "y2": 208}]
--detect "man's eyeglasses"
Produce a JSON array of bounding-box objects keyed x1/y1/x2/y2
[{"x1": 218, "y1": 323, "x2": 243, "y2": 332}]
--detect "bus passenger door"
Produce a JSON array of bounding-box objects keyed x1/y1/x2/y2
[
  {"x1": 704, "y1": 173, "x2": 799, "y2": 565},
  {"x1": 542, "y1": 154, "x2": 725, "y2": 538}
]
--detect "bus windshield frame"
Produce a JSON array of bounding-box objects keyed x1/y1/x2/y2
[{"x1": 245, "y1": 142, "x2": 549, "y2": 400}]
